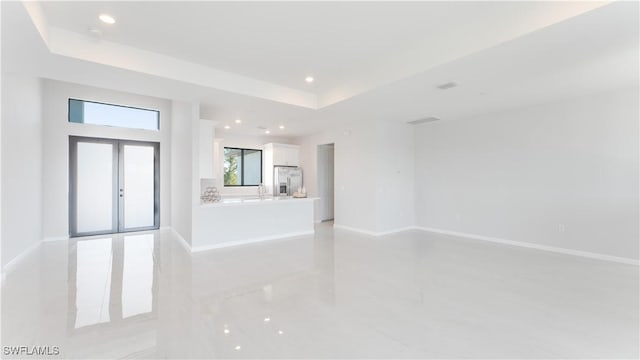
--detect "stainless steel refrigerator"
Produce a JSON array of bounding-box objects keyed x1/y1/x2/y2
[{"x1": 273, "y1": 166, "x2": 303, "y2": 196}]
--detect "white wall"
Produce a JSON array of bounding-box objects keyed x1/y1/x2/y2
[
  {"x1": 296, "y1": 131, "x2": 337, "y2": 223},
  {"x1": 374, "y1": 120, "x2": 415, "y2": 232},
  {"x1": 1, "y1": 73, "x2": 43, "y2": 268},
  {"x1": 334, "y1": 125, "x2": 379, "y2": 231},
  {"x1": 317, "y1": 144, "x2": 335, "y2": 221},
  {"x1": 296, "y1": 121, "x2": 415, "y2": 233},
  {"x1": 415, "y1": 87, "x2": 639, "y2": 260},
  {"x1": 198, "y1": 119, "x2": 216, "y2": 179},
  {"x1": 171, "y1": 101, "x2": 194, "y2": 244},
  {"x1": 1, "y1": 1, "x2": 46, "y2": 269},
  {"x1": 41, "y1": 80, "x2": 172, "y2": 239}
]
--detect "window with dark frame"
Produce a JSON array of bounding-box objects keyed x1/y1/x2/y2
[
  {"x1": 68, "y1": 98, "x2": 160, "y2": 131},
  {"x1": 224, "y1": 147, "x2": 262, "y2": 186}
]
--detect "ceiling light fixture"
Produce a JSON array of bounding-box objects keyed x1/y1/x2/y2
[
  {"x1": 235, "y1": 119, "x2": 242, "y2": 124},
  {"x1": 224, "y1": 125, "x2": 230, "y2": 129},
  {"x1": 265, "y1": 130, "x2": 271, "y2": 134},
  {"x1": 305, "y1": 76, "x2": 314, "y2": 83},
  {"x1": 279, "y1": 125, "x2": 285, "y2": 130},
  {"x1": 98, "y1": 14, "x2": 116, "y2": 24}
]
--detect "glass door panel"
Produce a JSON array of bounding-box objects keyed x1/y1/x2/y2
[
  {"x1": 70, "y1": 137, "x2": 159, "y2": 237},
  {"x1": 120, "y1": 144, "x2": 157, "y2": 231},
  {"x1": 71, "y1": 138, "x2": 117, "y2": 236}
]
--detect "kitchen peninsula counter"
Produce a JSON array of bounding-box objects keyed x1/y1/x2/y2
[
  {"x1": 201, "y1": 196, "x2": 318, "y2": 207},
  {"x1": 191, "y1": 196, "x2": 318, "y2": 251}
]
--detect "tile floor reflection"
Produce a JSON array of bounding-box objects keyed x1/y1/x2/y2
[
  {"x1": 69, "y1": 233, "x2": 157, "y2": 333},
  {"x1": 2, "y1": 224, "x2": 639, "y2": 358}
]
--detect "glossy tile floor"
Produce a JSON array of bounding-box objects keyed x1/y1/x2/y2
[{"x1": 2, "y1": 223, "x2": 639, "y2": 359}]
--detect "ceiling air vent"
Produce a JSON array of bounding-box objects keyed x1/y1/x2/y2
[
  {"x1": 407, "y1": 117, "x2": 440, "y2": 125},
  {"x1": 436, "y1": 81, "x2": 458, "y2": 90}
]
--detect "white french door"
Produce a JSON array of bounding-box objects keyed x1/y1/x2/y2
[{"x1": 69, "y1": 136, "x2": 159, "y2": 237}]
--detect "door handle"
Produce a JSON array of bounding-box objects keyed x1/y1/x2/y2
[{"x1": 119, "y1": 188, "x2": 124, "y2": 197}]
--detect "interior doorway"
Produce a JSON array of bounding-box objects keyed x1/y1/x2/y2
[
  {"x1": 317, "y1": 143, "x2": 335, "y2": 222},
  {"x1": 69, "y1": 136, "x2": 160, "y2": 237}
]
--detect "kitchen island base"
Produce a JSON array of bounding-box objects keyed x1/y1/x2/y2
[{"x1": 192, "y1": 197, "x2": 317, "y2": 252}]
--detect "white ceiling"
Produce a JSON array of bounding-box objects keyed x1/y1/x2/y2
[
  {"x1": 317, "y1": 2, "x2": 639, "y2": 127},
  {"x1": 3, "y1": 1, "x2": 638, "y2": 137},
  {"x1": 37, "y1": 1, "x2": 607, "y2": 107}
]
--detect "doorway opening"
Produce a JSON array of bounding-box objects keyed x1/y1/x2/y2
[
  {"x1": 69, "y1": 136, "x2": 160, "y2": 237},
  {"x1": 317, "y1": 143, "x2": 335, "y2": 222}
]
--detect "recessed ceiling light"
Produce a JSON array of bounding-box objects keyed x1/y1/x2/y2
[
  {"x1": 99, "y1": 14, "x2": 116, "y2": 25},
  {"x1": 265, "y1": 130, "x2": 271, "y2": 134},
  {"x1": 279, "y1": 125, "x2": 285, "y2": 130},
  {"x1": 234, "y1": 346, "x2": 241, "y2": 351},
  {"x1": 278, "y1": 330, "x2": 284, "y2": 335},
  {"x1": 223, "y1": 329, "x2": 230, "y2": 334},
  {"x1": 235, "y1": 119, "x2": 242, "y2": 124},
  {"x1": 305, "y1": 76, "x2": 314, "y2": 83},
  {"x1": 224, "y1": 125, "x2": 230, "y2": 129}
]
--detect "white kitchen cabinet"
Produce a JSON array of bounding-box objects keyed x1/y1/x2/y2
[
  {"x1": 263, "y1": 143, "x2": 300, "y2": 195},
  {"x1": 265, "y1": 143, "x2": 299, "y2": 166},
  {"x1": 286, "y1": 147, "x2": 299, "y2": 166}
]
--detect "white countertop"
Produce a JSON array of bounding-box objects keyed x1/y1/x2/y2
[{"x1": 200, "y1": 196, "x2": 318, "y2": 208}]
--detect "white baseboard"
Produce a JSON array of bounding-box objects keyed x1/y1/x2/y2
[
  {"x1": 416, "y1": 226, "x2": 640, "y2": 266},
  {"x1": 333, "y1": 224, "x2": 377, "y2": 236},
  {"x1": 376, "y1": 226, "x2": 419, "y2": 236},
  {"x1": 191, "y1": 230, "x2": 315, "y2": 253},
  {"x1": 333, "y1": 224, "x2": 416, "y2": 237},
  {"x1": 43, "y1": 235, "x2": 69, "y2": 242},
  {"x1": 2, "y1": 240, "x2": 42, "y2": 281},
  {"x1": 167, "y1": 227, "x2": 192, "y2": 253}
]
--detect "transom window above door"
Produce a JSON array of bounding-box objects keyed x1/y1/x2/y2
[{"x1": 69, "y1": 99, "x2": 160, "y2": 131}]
